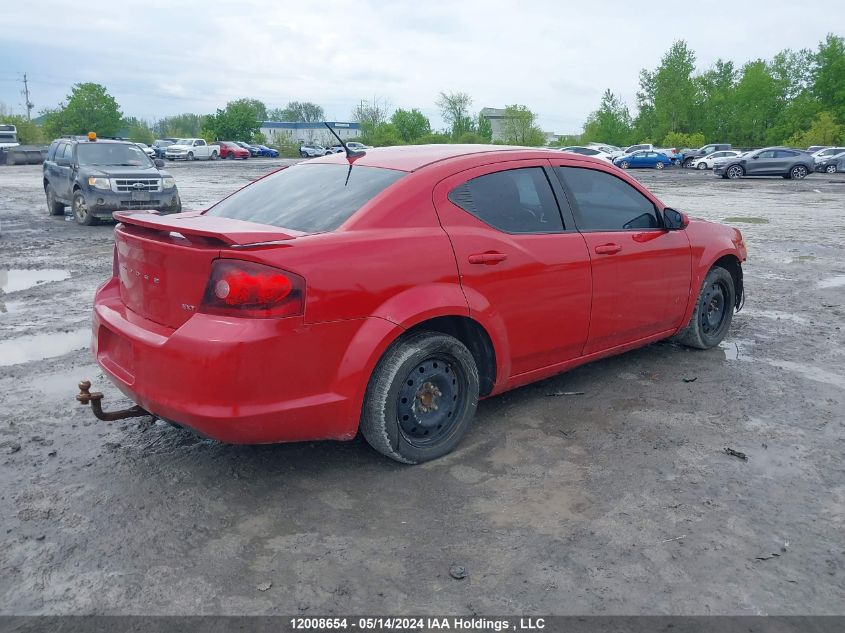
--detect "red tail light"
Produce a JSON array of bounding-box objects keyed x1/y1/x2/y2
[{"x1": 200, "y1": 259, "x2": 304, "y2": 318}]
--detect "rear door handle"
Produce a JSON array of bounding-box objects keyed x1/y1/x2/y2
[
  {"x1": 468, "y1": 252, "x2": 508, "y2": 265},
  {"x1": 594, "y1": 243, "x2": 622, "y2": 255}
]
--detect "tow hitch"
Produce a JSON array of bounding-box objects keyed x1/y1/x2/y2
[{"x1": 76, "y1": 380, "x2": 150, "y2": 422}]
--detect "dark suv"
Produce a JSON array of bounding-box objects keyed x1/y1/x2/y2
[{"x1": 43, "y1": 136, "x2": 182, "y2": 225}]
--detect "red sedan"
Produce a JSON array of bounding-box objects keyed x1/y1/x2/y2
[
  {"x1": 92, "y1": 146, "x2": 746, "y2": 463},
  {"x1": 217, "y1": 141, "x2": 250, "y2": 159}
]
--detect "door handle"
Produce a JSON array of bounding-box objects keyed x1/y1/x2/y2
[
  {"x1": 594, "y1": 243, "x2": 622, "y2": 255},
  {"x1": 468, "y1": 252, "x2": 508, "y2": 265}
]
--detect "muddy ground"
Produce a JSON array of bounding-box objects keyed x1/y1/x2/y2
[{"x1": 0, "y1": 159, "x2": 843, "y2": 615}]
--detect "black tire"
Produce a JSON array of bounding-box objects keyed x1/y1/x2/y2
[
  {"x1": 300, "y1": 151, "x2": 308, "y2": 158},
  {"x1": 789, "y1": 164, "x2": 808, "y2": 180},
  {"x1": 211, "y1": 151, "x2": 218, "y2": 160},
  {"x1": 674, "y1": 266, "x2": 736, "y2": 349},
  {"x1": 227, "y1": 152, "x2": 234, "y2": 160},
  {"x1": 45, "y1": 186, "x2": 65, "y2": 216},
  {"x1": 697, "y1": 161, "x2": 708, "y2": 170},
  {"x1": 71, "y1": 191, "x2": 97, "y2": 226},
  {"x1": 726, "y1": 165, "x2": 744, "y2": 180},
  {"x1": 187, "y1": 152, "x2": 194, "y2": 161},
  {"x1": 360, "y1": 331, "x2": 479, "y2": 464},
  {"x1": 825, "y1": 164, "x2": 837, "y2": 174},
  {"x1": 655, "y1": 161, "x2": 665, "y2": 170},
  {"x1": 683, "y1": 158, "x2": 695, "y2": 169},
  {"x1": 619, "y1": 160, "x2": 629, "y2": 169}
]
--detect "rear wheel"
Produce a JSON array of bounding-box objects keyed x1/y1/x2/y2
[
  {"x1": 727, "y1": 165, "x2": 744, "y2": 179},
  {"x1": 211, "y1": 151, "x2": 218, "y2": 160},
  {"x1": 45, "y1": 186, "x2": 65, "y2": 216},
  {"x1": 675, "y1": 266, "x2": 736, "y2": 349},
  {"x1": 360, "y1": 331, "x2": 479, "y2": 464},
  {"x1": 72, "y1": 191, "x2": 97, "y2": 226},
  {"x1": 789, "y1": 165, "x2": 808, "y2": 180},
  {"x1": 187, "y1": 152, "x2": 194, "y2": 161}
]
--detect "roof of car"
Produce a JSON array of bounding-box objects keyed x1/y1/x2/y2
[{"x1": 309, "y1": 144, "x2": 567, "y2": 172}]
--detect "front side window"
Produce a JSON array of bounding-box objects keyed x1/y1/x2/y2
[
  {"x1": 206, "y1": 163, "x2": 405, "y2": 233},
  {"x1": 757, "y1": 150, "x2": 776, "y2": 159},
  {"x1": 447, "y1": 167, "x2": 563, "y2": 234},
  {"x1": 555, "y1": 167, "x2": 659, "y2": 231}
]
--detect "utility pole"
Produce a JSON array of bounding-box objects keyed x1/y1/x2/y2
[{"x1": 21, "y1": 73, "x2": 34, "y2": 121}]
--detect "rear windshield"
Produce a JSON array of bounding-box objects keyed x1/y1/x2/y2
[{"x1": 206, "y1": 163, "x2": 406, "y2": 232}]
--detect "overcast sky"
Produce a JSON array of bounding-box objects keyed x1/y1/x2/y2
[{"x1": 1, "y1": 1, "x2": 842, "y2": 134}]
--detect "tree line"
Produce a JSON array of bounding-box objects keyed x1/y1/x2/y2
[{"x1": 582, "y1": 34, "x2": 845, "y2": 149}]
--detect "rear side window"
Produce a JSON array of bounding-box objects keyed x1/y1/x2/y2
[
  {"x1": 447, "y1": 167, "x2": 564, "y2": 233},
  {"x1": 47, "y1": 142, "x2": 59, "y2": 161},
  {"x1": 775, "y1": 150, "x2": 798, "y2": 158},
  {"x1": 206, "y1": 163, "x2": 405, "y2": 233},
  {"x1": 556, "y1": 167, "x2": 659, "y2": 231}
]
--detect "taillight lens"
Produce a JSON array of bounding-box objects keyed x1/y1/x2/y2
[{"x1": 200, "y1": 259, "x2": 304, "y2": 318}]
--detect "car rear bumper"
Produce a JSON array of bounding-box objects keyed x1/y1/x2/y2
[{"x1": 91, "y1": 278, "x2": 383, "y2": 444}]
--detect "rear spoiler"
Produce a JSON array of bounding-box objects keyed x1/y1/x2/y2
[{"x1": 113, "y1": 211, "x2": 300, "y2": 246}]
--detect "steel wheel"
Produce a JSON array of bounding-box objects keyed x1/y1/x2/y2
[
  {"x1": 699, "y1": 279, "x2": 729, "y2": 336},
  {"x1": 790, "y1": 165, "x2": 807, "y2": 179},
  {"x1": 655, "y1": 161, "x2": 665, "y2": 170},
  {"x1": 825, "y1": 164, "x2": 837, "y2": 173},
  {"x1": 396, "y1": 356, "x2": 466, "y2": 447},
  {"x1": 620, "y1": 160, "x2": 629, "y2": 169},
  {"x1": 72, "y1": 191, "x2": 96, "y2": 225},
  {"x1": 697, "y1": 161, "x2": 707, "y2": 170},
  {"x1": 727, "y1": 165, "x2": 744, "y2": 179}
]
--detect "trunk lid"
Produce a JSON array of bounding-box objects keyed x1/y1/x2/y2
[{"x1": 113, "y1": 211, "x2": 299, "y2": 328}]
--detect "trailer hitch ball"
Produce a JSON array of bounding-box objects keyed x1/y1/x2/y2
[{"x1": 76, "y1": 380, "x2": 149, "y2": 422}]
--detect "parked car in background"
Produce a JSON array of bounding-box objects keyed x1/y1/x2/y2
[
  {"x1": 682, "y1": 143, "x2": 732, "y2": 168},
  {"x1": 614, "y1": 150, "x2": 673, "y2": 170},
  {"x1": 328, "y1": 146, "x2": 345, "y2": 154},
  {"x1": 814, "y1": 150, "x2": 845, "y2": 173},
  {"x1": 713, "y1": 147, "x2": 813, "y2": 180},
  {"x1": 346, "y1": 141, "x2": 371, "y2": 151},
  {"x1": 152, "y1": 139, "x2": 175, "y2": 158},
  {"x1": 135, "y1": 143, "x2": 156, "y2": 159},
  {"x1": 235, "y1": 142, "x2": 262, "y2": 157},
  {"x1": 256, "y1": 144, "x2": 279, "y2": 158},
  {"x1": 559, "y1": 146, "x2": 613, "y2": 161},
  {"x1": 806, "y1": 145, "x2": 827, "y2": 154},
  {"x1": 165, "y1": 138, "x2": 220, "y2": 161},
  {"x1": 586, "y1": 142, "x2": 624, "y2": 158},
  {"x1": 692, "y1": 150, "x2": 741, "y2": 170},
  {"x1": 43, "y1": 135, "x2": 181, "y2": 225},
  {"x1": 89, "y1": 145, "x2": 746, "y2": 463},
  {"x1": 300, "y1": 143, "x2": 329, "y2": 157},
  {"x1": 217, "y1": 141, "x2": 250, "y2": 160},
  {"x1": 811, "y1": 146, "x2": 845, "y2": 162}
]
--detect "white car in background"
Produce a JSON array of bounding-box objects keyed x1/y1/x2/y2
[
  {"x1": 559, "y1": 146, "x2": 613, "y2": 161},
  {"x1": 811, "y1": 146, "x2": 845, "y2": 162},
  {"x1": 692, "y1": 150, "x2": 742, "y2": 170},
  {"x1": 299, "y1": 144, "x2": 330, "y2": 158},
  {"x1": 135, "y1": 143, "x2": 156, "y2": 159},
  {"x1": 165, "y1": 138, "x2": 220, "y2": 161},
  {"x1": 586, "y1": 142, "x2": 624, "y2": 158}
]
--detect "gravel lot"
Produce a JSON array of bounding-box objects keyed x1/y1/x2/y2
[{"x1": 0, "y1": 159, "x2": 843, "y2": 615}]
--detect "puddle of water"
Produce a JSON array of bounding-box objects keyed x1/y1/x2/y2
[
  {"x1": 791, "y1": 255, "x2": 816, "y2": 263},
  {"x1": 719, "y1": 339, "x2": 753, "y2": 362},
  {"x1": 723, "y1": 217, "x2": 770, "y2": 224},
  {"x1": 742, "y1": 309, "x2": 810, "y2": 325},
  {"x1": 0, "y1": 329, "x2": 90, "y2": 367},
  {"x1": 818, "y1": 275, "x2": 845, "y2": 289},
  {"x1": 0, "y1": 299, "x2": 25, "y2": 314},
  {"x1": 0, "y1": 269, "x2": 70, "y2": 294}
]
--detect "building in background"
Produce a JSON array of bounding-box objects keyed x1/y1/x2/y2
[
  {"x1": 260, "y1": 121, "x2": 361, "y2": 146},
  {"x1": 479, "y1": 108, "x2": 507, "y2": 142}
]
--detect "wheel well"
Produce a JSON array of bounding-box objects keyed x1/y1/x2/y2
[
  {"x1": 712, "y1": 255, "x2": 744, "y2": 311},
  {"x1": 407, "y1": 316, "x2": 497, "y2": 396}
]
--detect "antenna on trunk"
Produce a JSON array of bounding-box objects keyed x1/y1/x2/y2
[{"x1": 324, "y1": 123, "x2": 365, "y2": 159}]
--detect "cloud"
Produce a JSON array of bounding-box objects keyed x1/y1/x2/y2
[{"x1": 0, "y1": 0, "x2": 842, "y2": 133}]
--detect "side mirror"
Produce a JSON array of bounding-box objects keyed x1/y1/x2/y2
[
  {"x1": 154, "y1": 158, "x2": 165, "y2": 168},
  {"x1": 751, "y1": 155, "x2": 759, "y2": 159},
  {"x1": 663, "y1": 208, "x2": 689, "y2": 230}
]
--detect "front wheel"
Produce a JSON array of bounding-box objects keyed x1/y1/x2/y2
[
  {"x1": 825, "y1": 164, "x2": 837, "y2": 174},
  {"x1": 727, "y1": 165, "x2": 744, "y2": 179},
  {"x1": 46, "y1": 186, "x2": 65, "y2": 216},
  {"x1": 360, "y1": 331, "x2": 479, "y2": 464},
  {"x1": 789, "y1": 165, "x2": 808, "y2": 180},
  {"x1": 619, "y1": 160, "x2": 629, "y2": 169},
  {"x1": 655, "y1": 162, "x2": 665, "y2": 170},
  {"x1": 72, "y1": 191, "x2": 96, "y2": 226},
  {"x1": 674, "y1": 266, "x2": 736, "y2": 349},
  {"x1": 227, "y1": 152, "x2": 234, "y2": 160},
  {"x1": 697, "y1": 162, "x2": 708, "y2": 170}
]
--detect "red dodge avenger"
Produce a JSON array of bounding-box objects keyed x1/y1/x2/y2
[{"x1": 91, "y1": 145, "x2": 746, "y2": 463}]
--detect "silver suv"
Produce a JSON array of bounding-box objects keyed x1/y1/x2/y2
[{"x1": 713, "y1": 147, "x2": 814, "y2": 180}]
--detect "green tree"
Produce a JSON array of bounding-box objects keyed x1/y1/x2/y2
[
  {"x1": 361, "y1": 123, "x2": 404, "y2": 146},
  {"x1": 228, "y1": 98, "x2": 267, "y2": 122},
  {"x1": 650, "y1": 41, "x2": 699, "y2": 138},
  {"x1": 202, "y1": 99, "x2": 262, "y2": 141},
  {"x1": 662, "y1": 131, "x2": 705, "y2": 150},
  {"x1": 0, "y1": 104, "x2": 44, "y2": 144},
  {"x1": 42, "y1": 83, "x2": 122, "y2": 138},
  {"x1": 501, "y1": 104, "x2": 545, "y2": 146},
  {"x1": 351, "y1": 97, "x2": 391, "y2": 137},
  {"x1": 786, "y1": 111, "x2": 844, "y2": 146},
  {"x1": 154, "y1": 113, "x2": 206, "y2": 138},
  {"x1": 812, "y1": 34, "x2": 845, "y2": 122},
  {"x1": 477, "y1": 112, "x2": 493, "y2": 142},
  {"x1": 694, "y1": 59, "x2": 737, "y2": 141},
  {"x1": 436, "y1": 91, "x2": 475, "y2": 139},
  {"x1": 582, "y1": 89, "x2": 633, "y2": 146},
  {"x1": 123, "y1": 116, "x2": 154, "y2": 144},
  {"x1": 390, "y1": 108, "x2": 431, "y2": 142},
  {"x1": 731, "y1": 60, "x2": 782, "y2": 146},
  {"x1": 270, "y1": 101, "x2": 325, "y2": 122}
]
